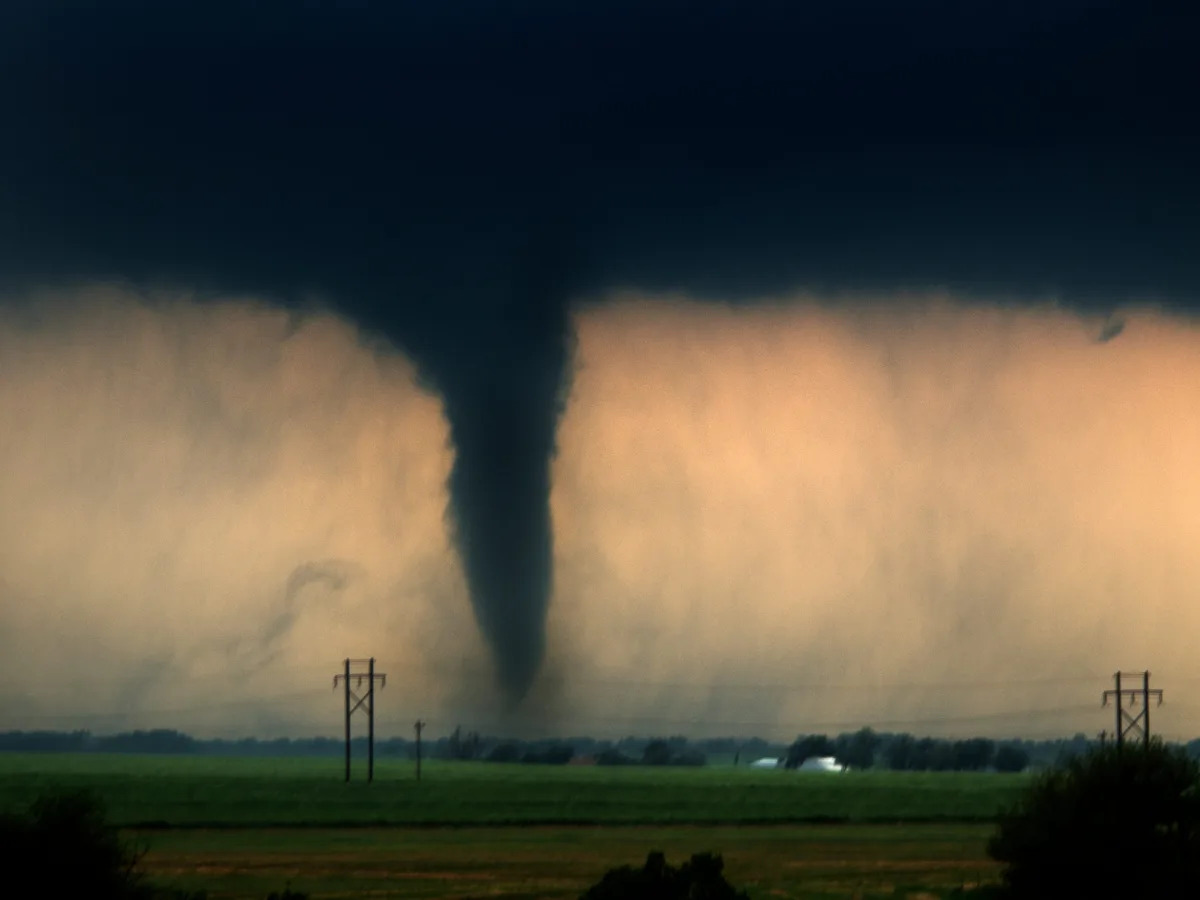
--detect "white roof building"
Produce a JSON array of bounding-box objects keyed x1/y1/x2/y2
[
  {"x1": 797, "y1": 756, "x2": 846, "y2": 773},
  {"x1": 748, "y1": 757, "x2": 781, "y2": 769}
]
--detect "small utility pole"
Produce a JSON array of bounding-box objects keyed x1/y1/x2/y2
[
  {"x1": 414, "y1": 719, "x2": 425, "y2": 781},
  {"x1": 368, "y1": 658, "x2": 376, "y2": 781},
  {"x1": 1101, "y1": 670, "x2": 1163, "y2": 749},
  {"x1": 332, "y1": 657, "x2": 387, "y2": 782}
]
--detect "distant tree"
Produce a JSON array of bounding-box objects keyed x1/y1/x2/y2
[
  {"x1": 926, "y1": 739, "x2": 958, "y2": 772},
  {"x1": 642, "y1": 740, "x2": 673, "y2": 766},
  {"x1": 988, "y1": 739, "x2": 1200, "y2": 898},
  {"x1": 672, "y1": 748, "x2": 707, "y2": 767},
  {"x1": 993, "y1": 744, "x2": 1030, "y2": 773},
  {"x1": 0, "y1": 730, "x2": 90, "y2": 752},
  {"x1": 94, "y1": 729, "x2": 196, "y2": 754},
  {"x1": 1052, "y1": 732, "x2": 1094, "y2": 766},
  {"x1": 737, "y1": 738, "x2": 772, "y2": 760},
  {"x1": 884, "y1": 733, "x2": 916, "y2": 770},
  {"x1": 581, "y1": 852, "x2": 748, "y2": 900},
  {"x1": 595, "y1": 748, "x2": 635, "y2": 766},
  {"x1": 701, "y1": 737, "x2": 738, "y2": 755},
  {"x1": 834, "y1": 728, "x2": 880, "y2": 770},
  {"x1": 785, "y1": 735, "x2": 833, "y2": 769},
  {"x1": 486, "y1": 742, "x2": 521, "y2": 763},
  {"x1": 952, "y1": 738, "x2": 995, "y2": 771},
  {"x1": 522, "y1": 743, "x2": 574, "y2": 765},
  {"x1": 457, "y1": 731, "x2": 477, "y2": 760},
  {"x1": 378, "y1": 738, "x2": 412, "y2": 758}
]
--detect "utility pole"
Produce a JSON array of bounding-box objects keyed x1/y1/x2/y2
[
  {"x1": 414, "y1": 719, "x2": 425, "y2": 781},
  {"x1": 332, "y1": 657, "x2": 387, "y2": 782},
  {"x1": 1101, "y1": 670, "x2": 1162, "y2": 749}
]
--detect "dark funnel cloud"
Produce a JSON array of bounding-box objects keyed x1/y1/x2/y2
[{"x1": 0, "y1": 1, "x2": 1196, "y2": 702}]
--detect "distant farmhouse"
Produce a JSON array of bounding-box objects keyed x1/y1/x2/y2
[
  {"x1": 796, "y1": 756, "x2": 846, "y2": 773},
  {"x1": 748, "y1": 756, "x2": 847, "y2": 772},
  {"x1": 749, "y1": 757, "x2": 781, "y2": 769}
]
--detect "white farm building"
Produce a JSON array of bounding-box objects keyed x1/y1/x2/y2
[
  {"x1": 748, "y1": 757, "x2": 782, "y2": 769},
  {"x1": 797, "y1": 756, "x2": 846, "y2": 773}
]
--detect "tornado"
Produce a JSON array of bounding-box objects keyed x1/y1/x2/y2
[
  {"x1": 436, "y1": 330, "x2": 570, "y2": 700},
  {"x1": 412, "y1": 230, "x2": 576, "y2": 701}
]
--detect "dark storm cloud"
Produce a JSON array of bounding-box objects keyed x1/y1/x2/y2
[{"x1": 0, "y1": 1, "x2": 1196, "y2": 701}]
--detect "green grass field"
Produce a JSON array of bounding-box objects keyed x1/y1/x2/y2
[
  {"x1": 0, "y1": 754, "x2": 1028, "y2": 826},
  {"x1": 0, "y1": 754, "x2": 1022, "y2": 898}
]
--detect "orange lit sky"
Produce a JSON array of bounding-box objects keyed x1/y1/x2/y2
[{"x1": 2, "y1": 284, "x2": 1199, "y2": 740}]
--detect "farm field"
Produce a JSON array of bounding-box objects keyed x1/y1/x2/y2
[
  {"x1": 0, "y1": 753, "x2": 1029, "y2": 826},
  {"x1": 0, "y1": 754, "x2": 1020, "y2": 898},
  {"x1": 135, "y1": 823, "x2": 1001, "y2": 900}
]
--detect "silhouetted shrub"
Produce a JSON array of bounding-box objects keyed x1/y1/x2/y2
[
  {"x1": 0, "y1": 788, "x2": 213, "y2": 899},
  {"x1": 0, "y1": 788, "x2": 155, "y2": 898},
  {"x1": 988, "y1": 739, "x2": 1200, "y2": 898},
  {"x1": 265, "y1": 885, "x2": 308, "y2": 900},
  {"x1": 581, "y1": 851, "x2": 748, "y2": 900}
]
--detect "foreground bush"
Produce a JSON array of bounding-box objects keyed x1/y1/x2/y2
[
  {"x1": 0, "y1": 788, "x2": 158, "y2": 899},
  {"x1": 581, "y1": 851, "x2": 747, "y2": 900},
  {"x1": 988, "y1": 739, "x2": 1200, "y2": 898},
  {"x1": 0, "y1": 788, "x2": 228, "y2": 898}
]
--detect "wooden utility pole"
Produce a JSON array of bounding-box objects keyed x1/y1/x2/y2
[
  {"x1": 414, "y1": 719, "x2": 425, "y2": 781},
  {"x1": 332, "y1": 657, "x2": 387, "y2": 782}
]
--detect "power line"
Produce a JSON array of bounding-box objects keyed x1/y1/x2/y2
[
  {"x1": 412, "y1": 704, "x2": 1100, "y2": 735},
  {"x1": 0, "y1": 669, "x2": 1109, "y2": 696},
  {"x1": 5, "y1": 664, "x2": 1193, "y2": 741}
]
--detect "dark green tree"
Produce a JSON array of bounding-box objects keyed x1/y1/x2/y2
[
  {"x1": 784, "y1": 735, "x2": 834, "y2": 769},
  {"x1": 834, "y1": 728, "x2": 880, "y2": 770},
  {"x1": 884, "y1": 733, "x2": 916, "y2": 770},
  {"x1": 596, "y1": 748, "x2": 635, "y2": 766},
  {"x1": 988, "y1": 739, "x2": 1200, "y2": 898},
  {"x1": 993, "y1": 744, "x2": 1030, "y2": 773},
  {"x1": 952, "y1": 738, "x2": 995, "y2": 771},
  {"x1": 485, "y1": 742, "x2": 521, "y2": 763},
  {"x1": 642, "y1": 740, "x2": 673, "y2": 766}
]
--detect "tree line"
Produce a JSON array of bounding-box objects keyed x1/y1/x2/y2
[
  {"x1": 785, "y1": 728, "x2": 1031, "y2": 772},
  {"x1": 7, "y1": 727, "x2": 1199, "y2": 771}
]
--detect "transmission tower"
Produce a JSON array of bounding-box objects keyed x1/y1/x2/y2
[
  {"x1": 333, "y1": 657, "x2": 387, "y2": 782},
  {"x1": 1101, "y1": 670, "x2": 1162, "y2": 749}
]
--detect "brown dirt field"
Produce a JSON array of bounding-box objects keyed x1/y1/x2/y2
[{"x1": 136, "y1": 823, "x2": 1002, "y2": 899}]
